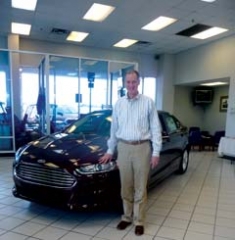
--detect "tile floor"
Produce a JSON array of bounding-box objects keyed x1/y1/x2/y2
[{"x1": 0, "y1": 151, "x2": 235, "y2": 240}]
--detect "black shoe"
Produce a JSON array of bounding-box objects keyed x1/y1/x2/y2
[
  {"x1": 135, "y1": 225, "x2": 144, "y2": 236},
  {"x1": 116, "y1": 221, "x2": 131, "y2": 230}
]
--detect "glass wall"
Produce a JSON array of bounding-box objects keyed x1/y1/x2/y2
[
  {"x1": 109, "y1": 62, "x2": 135, "y2": 104},
  {"x1": 19, "y1": 53, "x2": 46, "y2": 138},
  {"x1": 81, "y1": 59, "x2": 109, "y2": 113},
  {"x1": 142, "y1": 77, "x2": 156, "y2": 100},
  {"x1": 0, "y1": 49, "x2": 139, "y2": 153},
  {"x1": 0, "y1": 50, "x2": 14, "y2": 152},
  {"x1": 49, "y1": 56, "x2": 80, "y2": 132}
]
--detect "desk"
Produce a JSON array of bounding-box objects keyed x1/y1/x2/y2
[{"x1": 218, "y1": 137, "x2": 235, "y2": 163}]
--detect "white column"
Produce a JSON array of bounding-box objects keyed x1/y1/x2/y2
[
  {"x1": 226, "y1": 76, "x2": 235, "y2": 137},
  {"x1": 8, "y1": 34, "x2": 22, "y2": 118}
]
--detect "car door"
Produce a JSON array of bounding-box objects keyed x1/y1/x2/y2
[{"x1": 148, "y1": 112, "x2": 186, "y2": 188}]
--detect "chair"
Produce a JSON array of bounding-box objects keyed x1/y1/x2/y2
[
  {"x1": 188, "y1": 127, "x2": 203, "y2": 151},
  {"x1": 201, "y1": 131, "x2": 214, "y2": 151},
  {"x1": 213, "y1": 130, "x2": 225, "y2": 150},
  {"x1": 189, "y1": 126, "x2": 200, "y2": 133}
]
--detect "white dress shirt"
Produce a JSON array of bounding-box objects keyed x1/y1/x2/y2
[{"x1": 107, "y1": 93, "x2": 162, "y2": 157}]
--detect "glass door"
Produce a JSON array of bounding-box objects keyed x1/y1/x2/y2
[
  {"x1": 49, "y1": 56, "x2": 80, "y2": 132},
  {"x1": 80, "y1": 59, "x2": 108, "y2": 113},
  {"x1": 18, "y1": 52, "x2": 47, "y2": 140}
]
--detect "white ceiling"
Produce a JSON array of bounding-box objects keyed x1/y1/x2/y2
[{"x1": 0, "y1": 0, "x2": 235, "y2": 55}]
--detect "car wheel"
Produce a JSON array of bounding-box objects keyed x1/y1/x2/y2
[{"x1": 178, "y1": 149, "x2": 189, "y2": 174}]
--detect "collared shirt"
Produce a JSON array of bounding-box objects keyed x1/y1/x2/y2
[{"x1": 107, "y1": 93, "x2": 162, "y2": 157}]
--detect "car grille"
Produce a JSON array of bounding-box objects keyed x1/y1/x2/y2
[{"x1": 16, "y1": 163, "x2": 75, "y2": 188}]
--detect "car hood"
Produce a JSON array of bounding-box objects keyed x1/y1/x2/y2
[{"x1": 19, "y1": 132, "x2": 109, "y2": 167}]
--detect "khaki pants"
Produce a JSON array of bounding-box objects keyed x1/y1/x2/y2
[{"x1": 117, "y1": 141, "x2": 151, "y2": 226}]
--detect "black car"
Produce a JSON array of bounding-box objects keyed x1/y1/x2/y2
[{"x1": 12, "y1": 109, "x2": 190, "y2": 210}]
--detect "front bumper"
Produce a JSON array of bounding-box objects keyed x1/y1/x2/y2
[{"x1": 12, "y1": 164, "x2": 121, "y2": 210}]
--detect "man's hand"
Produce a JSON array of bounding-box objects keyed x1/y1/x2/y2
[
  {"x1": 150, "y1": 156, "x2": 160, "y2": 169},
  {"x1": 99, "y1": 153, "x2": 113, "y2": 164}
]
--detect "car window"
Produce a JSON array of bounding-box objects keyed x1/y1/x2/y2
[
  {"x1": 64, "y1": 112, "x2": 109, "y2": 134},
  {"x1": 171, "y1": 115, "x2": 181, "y2": 129},
  {"x1": 171, "y1": 115, "x2": 188, "y2": 133},
  {"x1": 97, "y1": 117, "x2": 112, "y2": 136},
  {"x1": 164, "y1": 114, "x2": 178, "y2": 134}
]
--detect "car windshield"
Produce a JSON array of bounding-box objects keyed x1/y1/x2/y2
[{"x1": 64, "y1": 111, "x2": 112, "y2": 135}]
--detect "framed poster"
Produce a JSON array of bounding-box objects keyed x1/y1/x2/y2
[{"x1": 220, "y1": 96, "x2": 228, "y2": 112}]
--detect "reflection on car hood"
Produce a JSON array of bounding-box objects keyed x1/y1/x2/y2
[{"x1": 20, "y1": 132, "x2": 108, "y2": 167}]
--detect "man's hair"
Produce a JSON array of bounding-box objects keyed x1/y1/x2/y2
[{"x1": 125, "y1": 69, "x2": 140, "y2": 79}]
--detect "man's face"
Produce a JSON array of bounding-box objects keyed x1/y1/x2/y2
[{"x1": 125, "y1": 73, "x2": 139, "y2": 97}]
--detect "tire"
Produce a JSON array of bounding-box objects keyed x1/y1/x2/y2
[{"x1": 178, "y1": 149, "x2": 189, "y2": 174}]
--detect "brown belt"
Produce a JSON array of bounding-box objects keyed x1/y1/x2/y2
[{"x1": 119, "y1": 139, "x2": 150, "y2": 145}]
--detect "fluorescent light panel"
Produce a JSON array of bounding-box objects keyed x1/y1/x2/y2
[
  {"x1": 11, "y1": 0, "x2": 37, "y2": 11},
  {"x1": 83, "y1": 3, "x2": 115, "y2": 22},
  {"x1": 200, "y1": 82, "x2": 228, "y2": 86},
  {"x1": 83, "y1": 60, "x2": 98, "y2": 66},
  {"x1": 113, "y1": 39, "x2": 138, "y2": 48},
  {"x1": 201, "y1": 0, "x2": 216, "y2": 2},
  {"x1": 142, "y1": 16, "x2": 177, "y2": 31},
  {"x1": 191, "y1": 27, "x2": 228, "y2": 39},
  {"x1": 11, "y1": 22, "x2": 31, "y2": 35},
  {"x1": 66, "y1": 31, "x2": 89, "y2": 42}
]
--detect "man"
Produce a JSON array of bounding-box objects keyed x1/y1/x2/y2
[{"x1": 99, "y1": 70, "x2": 162, "y2": 236}]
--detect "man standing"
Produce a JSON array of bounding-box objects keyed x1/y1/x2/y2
[{"x1": 99, "y1": 70, "x2": 162, "y2": 236}]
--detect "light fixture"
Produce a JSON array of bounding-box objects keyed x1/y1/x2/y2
[
  {"x1": 191, "y1": 27, "x2": 228, "y2": 39},
  {"x1": 66, "y1": 31, "x2": 89, "y2": 42},
  {"x1": 83, "y1": 60, "x2": 98, "y2": 66},
  {"x1": 11, "y1": 0, "x2": 37, "y2": 11},
  {"x1": 11, "y1": 22, "x2": 31, "y2": 35},
  {"x1": 113, "y1": 39, "x2": 138, "y2": 48},
  {"x1": 83, "y1": 3, "x2": 115, "y2": 22},
  {"x1": 200, "y1": 82, "x2": 228, "y2": 86},
  {"x1": 201, "y1": 0, "x2": 216, "y2": 2},
  {"x1": 142, "y1": 16, "x2": 177, "y2": 31}
]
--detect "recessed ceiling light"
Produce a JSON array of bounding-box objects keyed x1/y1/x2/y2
[
  {"x1": 113, "y1": 39, "x2": 138, "y2": 48},
  {"x1": 11, "y1": 0, "x2": 37, "y2": 11},
  {"x1": 83, "y1": 3, "x2": 115, "y2": 22},
  {"x1": 142, "y1": 16, "x2": 177, "y2": 31},
  {"x1": 83, "y1": 60, "x2": 98, "y2": 66},
  {"x1": 11, "y1": 22, "x2": 31, "y2": 35},
  {"x1": 201, "y1": 0, "x2": 216, "y2": 3},
  {"x1": 191, "y1": 27, "x2": 228, "y2": 39},
  {"x1": 200, "y1": 82, "x2": 228, "y2": 86},
  {"x1": 66, "y1": 31, "x2": 89, "y2": 42}
]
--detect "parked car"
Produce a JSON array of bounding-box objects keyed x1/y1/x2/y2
[
  {"x1": 12, "y1": 110, "x2": 190, "y2": 210},
  {"x1": 25, "y1": 104, "x2": 78, "y2": 131}
]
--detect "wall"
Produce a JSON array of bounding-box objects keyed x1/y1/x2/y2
[
  {"x1": 156, "y1": 54, "x2": 175, "y2": 113},
  {"x1": 203, "y1": 86, "x2": 228, "y2": 134},
  {"x1": 173, "y1": 86, "x2": 204, "y2": 129},
  {"x1": 0, "y1": 36, "x2": 7, "y2": 48},
  {"x1": 175, "y1": 36, "x2": 235, "y2": 84},
  {"x1": 175, "y1": 35, "x2": 235, "y2": 137},
  {"x1": 3, "y1": 35, "x2": 234, "y2": 136},
  {"x1": 174, "y1": 85, "x2": 229, "y2": 135},
  {"x1": 19, "y1": 38, "x2": 158, "y2": 79}
]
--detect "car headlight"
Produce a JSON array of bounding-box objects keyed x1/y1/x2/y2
[
  {"x1": 75, "y1": 161, "x2": 117, "y2": 175},
  {"x1": 15, "y1": 145, "x2": 29, "y2": 162}
]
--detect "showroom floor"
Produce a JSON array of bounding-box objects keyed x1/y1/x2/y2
[{"x1": 0, "y1": 151, "x2": 235, "y2": 240}]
